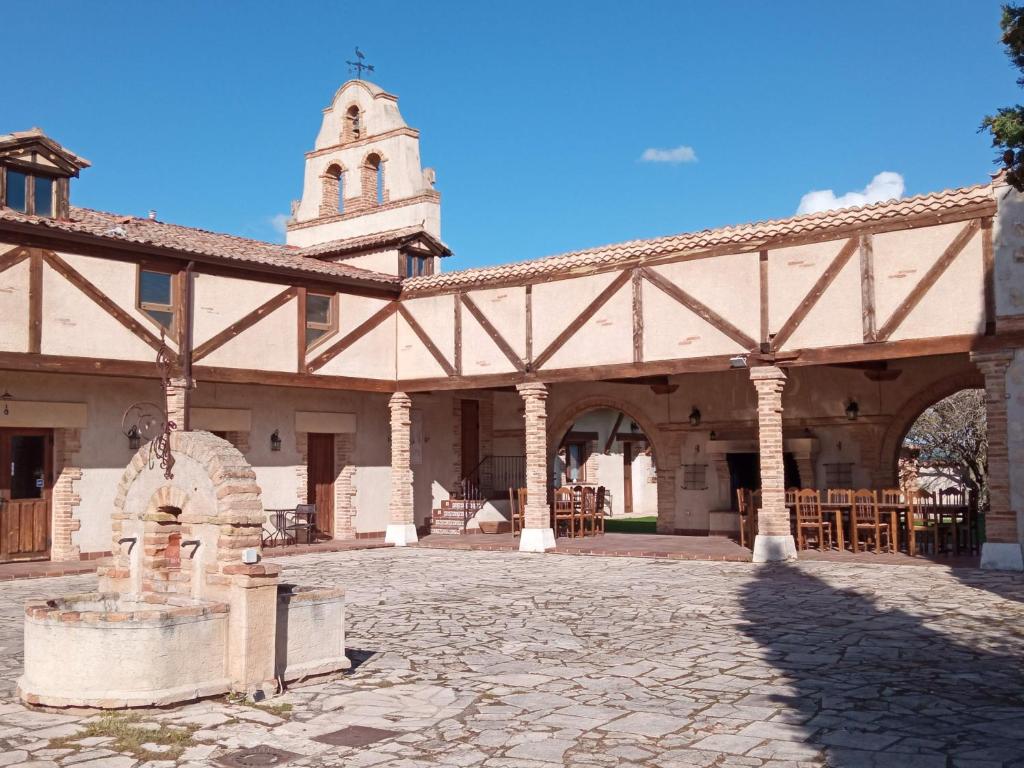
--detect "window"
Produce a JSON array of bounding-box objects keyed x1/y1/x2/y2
[
  {"x1": 404, "y1": 254, "x2": 434, "y2": 278},
  {"x1": 565, "y1": 441, "x2": 588, "y2": 483},
  {"x1": 33, "y1": 176, "x2": 54, "y2": 217},
  {"x1": 824, "y1": 462, "x2": 854, "y2": 488},
  {"x1": 138, "y1": 268, "x2": 175, "y2": 330},
  {"x1": 305, "y1": 292, "x2": 336, "y2": 347},
  {"x1": 681, "y1": 464, "x2": 708, "y2": 491},
  {"x1": 6, "y1": 170, "x2": 27, "y2": 212}
]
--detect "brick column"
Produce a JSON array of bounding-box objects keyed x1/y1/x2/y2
[
  {"x1": 750, "y1": 366, "x2": 797, "y2": 562},
  {"x1": 971, "y1": 350, "x2": 1024, "y2": 570},
  {"x1": 517, "y1": 382, "x2": 555, "y2": 552},
  {"x1": 385, "y1": 392, "x2": 417, "y2": 546},
  {"x1": 165, "y1": 376, "x2": 190, "y2": 431}
]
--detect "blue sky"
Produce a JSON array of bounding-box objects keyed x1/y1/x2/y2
[{"x1": 5, "y1": 1, "x2": 1019, "y2": 271}]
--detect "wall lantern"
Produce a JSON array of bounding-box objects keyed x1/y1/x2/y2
[
  {"x1": 688, "y1": 407, "x2": 701, "y2": 426},
  {"x1": 709, "y1": 430, "x2": 717, "y2": 441},
  {"x1": 0, "y1": 390, "x2": 11, "y2": 416},
  {"x1": 729, "y1": 354, "x2": 748, "y2": 369},
  {"x1": 270, "y1": 429, "x2": 282, "y2": 452},
  {"x1": 845, "y1": 400, "x2": 860, "y2": 421},
  {"x1": 126, "y1": 424, "x2": 142, "y2": 450}
]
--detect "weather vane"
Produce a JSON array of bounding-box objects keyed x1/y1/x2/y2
[{"x1": 346, "y1": 47, "x2": 375, "y2": 80}]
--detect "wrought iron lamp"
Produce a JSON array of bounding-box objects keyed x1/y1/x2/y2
[
  {"x1": 845, "y1": 400, "x2": 860, "y2": 421},
  {"x1": 688, "y1": 407, "x2": 701, "y2": 426},
  {"x1": 126, "y1": 424, "x2": 141, "y2": 450},
  {"x1": 270, "y1": 429, "x2": 282, "y2": 452}
]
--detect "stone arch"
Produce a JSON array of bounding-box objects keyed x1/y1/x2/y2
[
  {"x1": 343, "y1": 103, "x2": 362, "y2": 142},
  {"x1": 104, "y1": 430, "x2": 264, "y2": 599},
  {"x1": 876, "y1": 370, "x2": 985, "y2": 485}
]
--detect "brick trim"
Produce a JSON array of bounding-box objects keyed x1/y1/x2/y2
[{"x1": 50, "y1": 427, "x2": 82, "y2": 561}]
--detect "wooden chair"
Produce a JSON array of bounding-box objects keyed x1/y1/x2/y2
[
  {"x1": 579, "y1": 486, "x2": 597, "y2": 536},
  {"x1": 593, "y1": 486, "x2": 606, "y2": 534},
  {"x1": 938, "y1": 487, "x2": 967, "y2": 554},
  {"x1": 795, "y1": 489, "x2": 833, "y2": 551},
  {"x1": 827, "y1": 488, "x2": 853, "y2": 505},
  {"x1": 906, "y1": 489, "x2": 939, "y2": 557},
  {"x1": 852, "y1": 489, "x2": 891, "y2": 554},
  {"x1": 737, "y1": 488, "x2": 754, "y2": 549},
  {"x1": 881, "y1": 488, "x2": 903, "y2": 505},
  {"x1": 509, "y1": 487, "x2": 524, "y2": 537},
  {"x1": 287, "y1": 504, "x2": 317, "y2": 544},
  {"x1": 552, "y1": 487, "x2": 579, "y2": 538}
]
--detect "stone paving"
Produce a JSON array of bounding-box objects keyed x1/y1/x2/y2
[{"x1": 0, "y1": 548, "x2": 1023, "y2": 767}]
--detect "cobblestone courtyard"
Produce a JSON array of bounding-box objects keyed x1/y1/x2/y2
[{"x1": 0, "y1": 548, "x2": 1023, "y2": 767}]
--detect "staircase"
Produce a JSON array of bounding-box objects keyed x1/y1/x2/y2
[{"x1": 431, "y1": 497, "x2": 486, "y2": 535}]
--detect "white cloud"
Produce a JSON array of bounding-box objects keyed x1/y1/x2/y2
[
  {"x1": 796, "y1": 171, "x2": 905, "y2": 215},
  {"x1": 269, "y1": 213, "x2": 290, "y2": 235},
  {"x1": 640, "y1": 145, "x2": 698, "y2": 164}
]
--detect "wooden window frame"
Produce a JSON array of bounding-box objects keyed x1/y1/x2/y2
[
  {"x1": 304, "y1": 291, "x2": 338, "y2": 351},
  {"x1": 136, "y1": 265, "x2": 178, "y2": 335},
  {"x1": 681, "y1": 463, "x2": 708, "y2": 491},
  {"x1": 0, "y1": 167, "x2": 58, "y2": 217},
  {"x1": 401, "y1": 253, "x2": 435, "y2": 278}
]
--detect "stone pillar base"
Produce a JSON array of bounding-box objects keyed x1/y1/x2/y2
[
  {"x1": 385, "y1": 523, "x2": 418, "y2": 547},
  {"x1": 980, "y1": 542, "x2": 1024, "y2": 571},
  {"x1": 752, "y1": 534, "x2": 798, "y2": 563},
  {"x1": 519, "y1": 527, "x2": 556, "y2": 553}
]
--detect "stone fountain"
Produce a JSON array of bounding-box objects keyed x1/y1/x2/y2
[{"x1": 18, "y1": 430, "x2": 350, "y2": 708}]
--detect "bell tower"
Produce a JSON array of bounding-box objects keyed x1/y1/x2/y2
[{"x1": 286, "y1": 80, "x2": 441, "y2": 253}]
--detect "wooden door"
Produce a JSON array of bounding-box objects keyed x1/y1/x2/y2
[
  {"x1": 0, "y1": 429, "x2": 52, "y2": 562},
  {"x1": 622, "y1": 441, "x2": 634, "y2": 516},
  {"x1": 307, "y1": 433, "x2": 335, "y2": 539},
  {"x1": 460, "y1": 399, "x2": 480, "y2": 487}
]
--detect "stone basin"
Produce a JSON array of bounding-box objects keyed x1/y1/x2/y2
[
  {"x1": 276, "y1": 584, "x2": 351, "y2": 683},
  {"x1": 18, "y1": 592, "x2": 231, "y2": 708}
]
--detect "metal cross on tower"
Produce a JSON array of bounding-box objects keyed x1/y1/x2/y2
[{"x1": 346, "y1": 47, "x2": 375, "y2": 79}]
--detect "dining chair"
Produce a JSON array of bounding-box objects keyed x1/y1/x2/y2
[
  {"x1": 906, "y1": 489, "x2": 939, "y2": 557},
  {"x1": 737, "y1": 488, "x2": 753, "y2": 549},
  {"x1": 852, "y1": 489, "x2": 890, "y2": 554},
  {"x1": 795, "y1": 489, "x2": 833, "y2": 551},
  {"x1": 593, "y1": 486, "x2": 606, "y2": 534},
  {"x1": 552, "y1": 487, "x2": 578, "y2": 538},
  {"x1": 827, "y1": 488, "x2": 853, "y2": 505},
  {"x1": 508, "y1": 487, "x2": 523, "y2": 537},
  {"x1": 881, "y1": 488, "x2": 903, "y2": 505},
  {"x1": 579, "y1": 486, "x2": 597, "y2": 536},
  {"x1": 287, "y1": 504, "x2": 317, "y2": 545},
  {"x1": 516, "y1": 487, "x2": 528, "y2": 531},
  {"x1": 937, "y1": 487, "x2": 966, "y2": 554}
]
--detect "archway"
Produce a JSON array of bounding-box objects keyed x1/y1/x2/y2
[
  {"x1": 877, "y1": 370, "x2": 984, "y2": 488},
  {"x1": 547, "y1": 397, "x2": 671, "y2": 532}
]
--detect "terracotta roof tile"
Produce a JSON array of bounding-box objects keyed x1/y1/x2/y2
[
  {"x1": 0, "y1": 206, "x2": 402, "y2": 286},
  {"x1": 402, "y1": 183, "x2": 996, "y2": 295}
]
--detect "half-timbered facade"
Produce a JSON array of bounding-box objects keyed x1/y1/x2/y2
[{"x1": 2, "y1": 80, "x2": 1024, "y2": 568}]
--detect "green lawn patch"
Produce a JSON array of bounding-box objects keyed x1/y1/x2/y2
[{"x1": 604, "y1": 516, "x2": 658, "y2": 534}]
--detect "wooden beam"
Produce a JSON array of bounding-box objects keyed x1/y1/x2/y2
[
  {"x1": 533, "y1": 270, "x2": 632, "y2": 370},
  {"x1": 296, "y1": 287, "x2": 307, "y2": 374},
  {"x1": 631, "y1": 268, "x2": 644, "y2": 363},
  {"x1": 460, "y1": 293, "x2": 526, "y2": 372},
  {"x1": 453, "y1": 292, "x2": 462, "y2": 374},
  {"x1": 306, "y1": 301, "x2": 398, "y2": 372},
  {"x1": 193, "y1": 286, "x2": 298, "y2": 363},
  {"x1": 875, "y1": 219, "x2": 981, "y2": 342},
  {"x1": 771, "y1": 236, "x2": 859, "y2": 350},
  {"x1": 525, "y1": 284, "x2": 533, "y2": 368},
  {"x1": 982, "y1": 217, "x2": 995, "y2": 335},
  {"x1": 398, "y1": 304, "x2": 456, "y2": 376},
  {"x1": 603, "y1": 411, "x2": 625, "y2": 453},
  {"x1": 859, "y1": 234, "x2": 876, "y2": 342},
  {"x1": 759, "y1": 250, "x2": 769, "y2": 351},
  {"x1": 28, "y1": 251, "x2": 42, "y2": 354},
  {"x1": 640, "y1": 266, "x2": 758, "y2": 351},
  {"x1": 39, "y1": 250, "x2": 167, "y2": 355},
  {"x1": 0, "y1": 247, "x2": 30, "y2": 275}
]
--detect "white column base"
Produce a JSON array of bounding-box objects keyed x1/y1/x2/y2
[
  {"x1": 385, "y1": 523, "x2": 418, "y2": 547},
  {"x1": 519, "y1": 527, "x2": 556, "y2": 553},
  {"x1": 752, "y1": 534, "x2": 798, "y2": 563},
  {"x1": 980, "y1": 542, "x2": 1024, "y2": 571}
]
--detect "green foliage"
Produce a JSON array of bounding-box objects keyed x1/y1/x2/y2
[
  {"x1": 904, "y1": 389, "x2": 987, "y2": 504},
  {"x1": 604, "y1": 516, "x2": 658, "y2": 534},
  {"x1": 981, "y1": 5, "x2": 1024, "y2": 190}
]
